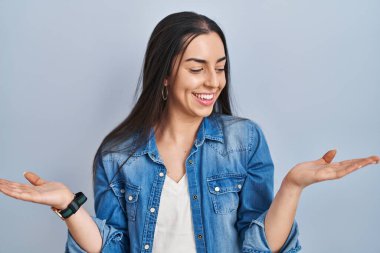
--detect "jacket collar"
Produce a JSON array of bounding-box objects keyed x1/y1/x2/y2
[{"x1": 132, "y1": 113, "x2": 224, "y2": 162}]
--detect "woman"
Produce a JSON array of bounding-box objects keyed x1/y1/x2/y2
[{"x1": 0, "y1": 11, "x2": 378, "y2": 253}]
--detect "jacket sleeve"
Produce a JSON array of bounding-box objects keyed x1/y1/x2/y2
[
  {"x1": 237, "y1": 121, "x2": 301, "y2": 253},
  {"x1": 65, "y1": 155, "x2": 130, "y2": 253}
]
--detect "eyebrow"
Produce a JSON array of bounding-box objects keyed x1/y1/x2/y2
[{"x1": 184, "y1": 56, "x2": 226, "y2": 64}]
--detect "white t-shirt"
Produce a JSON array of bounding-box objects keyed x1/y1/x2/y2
[{"x1": 152, "y1": 173, "x2": 197, "y2": 253}]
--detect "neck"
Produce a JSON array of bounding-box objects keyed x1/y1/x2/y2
[{"x1": 154, "y1": 111, "x2": 204, "y2": 147}]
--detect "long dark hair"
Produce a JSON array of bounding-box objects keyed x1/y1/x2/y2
[{"x1": 93, "y1": 11, "x2": 234, "y2": 183}]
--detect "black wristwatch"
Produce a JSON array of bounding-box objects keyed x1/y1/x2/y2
[{"x1": 51, "y1": 192, "x2": 87, "y2": 220}]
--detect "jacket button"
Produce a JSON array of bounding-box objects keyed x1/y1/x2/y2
[
  {"x1": 188, "y1": 160, "x2": 193, "y2": 164},
  {"x1": 128, "y1": 195, "x2": 133, "y2": 201},
  {"x1": 159, "y1": 172, "x2": 164, "y2": 177},
  {"x1": 150, "y1": 207, "x2": 155, "y2": 213},
  {"x1": 197, "y1": 234, "x2": 203, "y2": 239},
  {"x1": 144, "y1": 244, "x2": 150, "y2": 250},
  {"x1": 237, "y1": 184, "x2": 242, "y2": 189},
  {"x1": 214, "y1": 186, "x2": 220, "y2": 192},
  {"x1": 193, "y1": 195, "x2": 198, "y2": 200},
  {"x1": 120, "y1": 189, "x2": 125, "y2": 193}
]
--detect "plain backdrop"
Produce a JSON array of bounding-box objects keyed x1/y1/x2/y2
[{"x1": 1, "y1": 1, "x2": 379, "y2": 252}]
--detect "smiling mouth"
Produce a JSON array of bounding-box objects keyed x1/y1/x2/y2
[{"x1": 192, "y1": 93, "x2": 215, "y2": 101}]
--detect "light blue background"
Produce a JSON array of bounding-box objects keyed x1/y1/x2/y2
[{"x1": 1, "y1": 1, "x2": 379, "y2": 252}]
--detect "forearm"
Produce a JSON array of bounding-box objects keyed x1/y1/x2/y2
[
  {"x1": 64, "y1": 204, "x2": 102, "y2": 253},
  {"x1": 264, "y1": 180, "x2": 302, "y2": 253}
]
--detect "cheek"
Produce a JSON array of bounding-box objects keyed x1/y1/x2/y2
[
  {"x1": 175, "y1": 72, "x2": 203, "y2": 90},
  {"x1": 219, "y1": 75, "x2": 227, "y2": 88},
  {"x1": 185, "y1": 71, "x2": 204, "y2": 84}
]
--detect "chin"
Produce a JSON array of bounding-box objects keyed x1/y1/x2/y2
[{"x1": 193, "y1": 108, "x2": 214, "y2": 118}]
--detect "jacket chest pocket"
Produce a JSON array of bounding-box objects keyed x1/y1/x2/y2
[
  {"x1": 110, "y1": 180, "x2": 141, "y2": 221},
  {"x1": 206, "y1": 173, "x2": 246, "y2": 215}
]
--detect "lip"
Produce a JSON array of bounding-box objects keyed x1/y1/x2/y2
[{"x1": 192, "y1": 92, "x2": 216, "y2": 106}]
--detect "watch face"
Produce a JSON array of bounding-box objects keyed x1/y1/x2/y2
[{"x1": 51, "y1": 207, "x2": 65, "y2": 220}]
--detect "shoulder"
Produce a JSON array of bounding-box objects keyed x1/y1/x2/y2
[
  {"x1": 100, "y1": 127, "x2": 148, "y2": 160},
  {"x1": 210, "y1": 113, "x2": 267, "y2": 151},
  {"x1": 212, "y1": 113, "x2": 264, "y2": 136}
]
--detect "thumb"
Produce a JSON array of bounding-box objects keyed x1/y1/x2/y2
[
  {"x1": 23, "y1": 171, "x2": 46, "y2": 186},
  {"x1": 318, "y1": 149, "x2": 337, "y2": 164}
]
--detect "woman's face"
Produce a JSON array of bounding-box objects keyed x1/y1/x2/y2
[{"x1": 164, "y1": 32, "x2": 226, "y2": 120}]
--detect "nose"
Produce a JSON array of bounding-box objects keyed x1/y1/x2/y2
[{"x1": 204, "y1": 69, "x2": 219, "y2": 88}]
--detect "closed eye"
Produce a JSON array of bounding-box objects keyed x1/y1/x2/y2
[
  {"x1": 190, "y1": 68, "x2": 225, "y2": 73},
  {"x1": 190, "y1": 68, "x2": 203, "y2": 73}
]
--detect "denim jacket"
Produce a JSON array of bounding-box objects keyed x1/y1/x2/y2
[{"x1": 65, "y1": 113, "x2": 301, "y2": 253}]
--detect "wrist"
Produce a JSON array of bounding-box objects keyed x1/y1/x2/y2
[
  {"x1": 52, "y1": 192, "x2": 87, "y2": 220},
  {"x1": 57, "y1": 192, "x2": 75, "y2": 210},
  {"x1": 281, "y1": 177, "x2": 303, "y2": 196}
]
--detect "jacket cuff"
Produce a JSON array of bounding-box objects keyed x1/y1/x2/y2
[
  {"x1": 65, "y1": 216, "x2": 106, "y2": 252},
  {"x1": 242, "y1": 211, "x2": 302, "y2": 253}
]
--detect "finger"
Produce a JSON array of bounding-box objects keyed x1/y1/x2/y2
[
  {"x1": 337, "y1": 158, "x2": 378, "y2": 170},
  {"x1": 370, "y1": 155, "x2": 380, "y2": 164},
  {"x1": 0, "y1": 180, "x2": 43, "y2": 204},
  {"x1": 0, "y1": 178, "x2": 18, "y2": 185},
  {"x1": 337, "y1": 156, "x2": 380, "y2": 166},
  {"x1": 0, "y1": 179, "x2": 37, "y2": 196},
  {"x1": 2, "y1": 180, "x2": 31, "y2": 190},
  {"x1": 23, "y1": 171, "x2": 46, "y2": 186},
  {"x1": 0, "y1": 184, "x2": 36, "y2": 202},
  {"x1": 315, "y1": 149, "x2": 337, "y2": 165},
  {"x1": 0, "y1": 181, "x2": 15, "y2": 194},
  {"x1": 0, "y1": 179, "x2": 23, "y2": 189},
  {"x1": 0, "y1": 181, "x2": 32, "y2": 195},
  {"x1": 334, "y1": 157, "x2": 378, "y2": 178},
  {"x1": 336, "y1": 158, "x2": 366, "y2": 166},
  {"x1": 316, "y1": 157, "x2": 378, "y2": 182}
]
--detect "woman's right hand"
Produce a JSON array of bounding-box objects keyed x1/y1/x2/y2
[{"x1": 0, "y1": 172, "x2": 74, "y2": 210}]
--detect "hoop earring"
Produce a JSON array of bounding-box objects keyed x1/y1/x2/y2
[{"x1": 162, "y1": 85, "x2": 168, "y2": 101}]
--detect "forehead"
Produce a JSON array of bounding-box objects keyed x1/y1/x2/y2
[{"x1": 181, "y1": 32, "x2": 225, "y2": 62}]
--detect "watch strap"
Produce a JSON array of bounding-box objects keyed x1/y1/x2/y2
[{"x1": 51, "y1": 192, "x2": 87, "y2": 220}]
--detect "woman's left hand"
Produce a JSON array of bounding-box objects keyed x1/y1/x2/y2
[{"x1": 283, "y1": 149, "x2": 380, "y2": 190}]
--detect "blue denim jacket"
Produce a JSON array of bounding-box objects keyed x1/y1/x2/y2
[{"x1": 65, "y1": 113, "x2": 301, "y2": 253}]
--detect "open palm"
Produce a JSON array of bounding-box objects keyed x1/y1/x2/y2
[
  {"x1": 285, "y1": 149, "x2": 380, "y2": 189},
  {"x1": 0, "y1": 172, "x2": 74, "y2": 210}
]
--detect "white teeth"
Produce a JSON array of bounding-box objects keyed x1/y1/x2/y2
[{"x1": 193, "y1": 93, "x2": 214, "y2": 100}]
